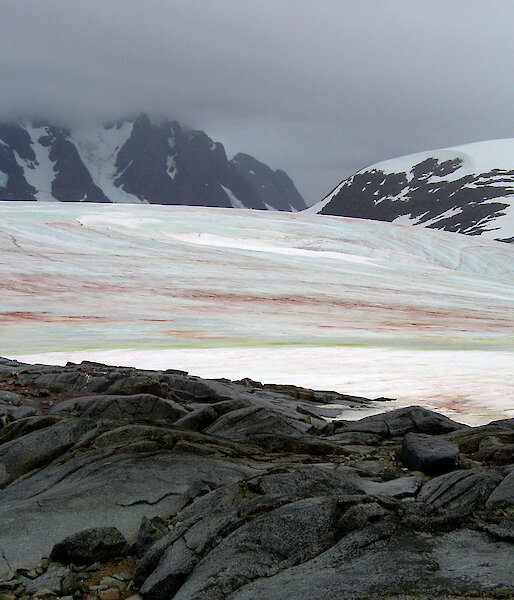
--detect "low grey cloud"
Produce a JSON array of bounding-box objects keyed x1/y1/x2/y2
[{"x1": 1, "y1": 0, "x2": 513, "y2": 203}]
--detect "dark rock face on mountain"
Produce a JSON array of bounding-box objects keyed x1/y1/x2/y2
[
  {"x1": 0, "y1": 124, "x2": 39, "y2": 200},
  {"x1": 316, "y1": 139, "x2": 514, "y2": 243},
  {"x1": 0, "y1": 115, "x2": 306, "y2": 211},
  {"x1": 0, "y1": 357, "x2": 512, "y2": 599},
  {"x1": 231, "y1": 152, "x2": 306, "y2": 211}
]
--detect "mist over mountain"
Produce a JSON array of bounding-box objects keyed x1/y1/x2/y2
[
  {"x1": 0, "y1": 114, "x2": 306, "y2": 211},
  {"x1": 310, "y1": 139, "x2": 514, "y2": 243}
]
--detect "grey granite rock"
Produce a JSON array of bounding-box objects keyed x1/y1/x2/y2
[
  {"x1": 173, "y1": 406, "x2": 218, "y2": 431},
  {"x1": 0, "y1": 418, "x2": 97, "y2": 487},
  {"x1": 205, "y1": 405, "x2": 307, "y2": 439},
  {"x1": 361, "y1": 475, "x2": 423, "y2": 499},
  {"x1": 229, "y1": 527, "x2": 514, "y2": 600},
  {"x1": 148, "y1": 496, "x2": 339, "y2": 600}
]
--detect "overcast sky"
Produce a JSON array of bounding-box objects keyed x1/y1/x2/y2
[{"x1": 1, "y1": 1, "x2": 513, "y2": 203}]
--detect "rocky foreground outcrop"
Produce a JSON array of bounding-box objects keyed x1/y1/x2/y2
[{"x1": 0, "y1": 357, "x2": 512, "y2": 599}]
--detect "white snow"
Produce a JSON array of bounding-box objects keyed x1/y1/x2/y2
[
  {"x1": 166, "y1": 155, "x2": 178, "y2": 179},
  {"x1": 165, "y1": 231, "x2": 380, "y2": 266},
  {"x1": 15, "y1": 123, "x2": 57, "y2": 202},
  {"x1": 363, "y1": 138, "x2": 514, "y2": 178},
  {"x1": 71, "y1": 122, "x2": 144, "y2": 204},
  {"x1": 221, "y1": 184, "x2": 246, "y2": 208},
  {"x1": 0, "y1": 170, "x2": 8, "y2": 188},
  {"x1": 393, "y1": 207, "x2": 463, "y2": 228},
  {"x1": 1, "y1": 203, "x2": 513, "y2": 424}
]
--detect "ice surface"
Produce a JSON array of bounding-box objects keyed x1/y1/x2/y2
[{"x1": 1, "y1": 202, "x2": 513, "y2": 423}]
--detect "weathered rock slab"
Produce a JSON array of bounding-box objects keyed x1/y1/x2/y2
[
  {"x1": 418, "y1": 468, "x2": 503, "y2": 511},
  {"x1": 49, "y1": 394, "x2": 188, "y2": 423},
  {"x1": 486, "y1": 470, "x2": 514, "y2": 508}
]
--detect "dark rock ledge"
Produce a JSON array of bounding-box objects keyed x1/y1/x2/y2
[{"x1": 0, "y1": 357, "x2": 512, "y2": 600}]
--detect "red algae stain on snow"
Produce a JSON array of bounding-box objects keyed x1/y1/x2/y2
[{"x1": 1, "y1": 311, "x2": 112, "y2": 323}]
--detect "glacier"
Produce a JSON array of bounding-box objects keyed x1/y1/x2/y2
[{"x1": 1, "y1": 202, "x2": 513, "y2": 424}]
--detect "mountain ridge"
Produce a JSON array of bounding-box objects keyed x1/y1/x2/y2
[
  {"x1": 0, "y1": 114, "x2": 307, "y2": 211},
  {"x1": 310, "y1": 138, "x2": 514, "y2": 242}
]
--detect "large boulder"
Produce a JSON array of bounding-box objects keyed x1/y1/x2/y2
[
  {"x1": 50, "y1": 527, "x2": 128, "y2": 564},
  {"x1": 401, "y1": 432, "x2": 459, "y2": 474},
  {"x1": 0, "y1": 403, "x2": 38, "y2": 422}
]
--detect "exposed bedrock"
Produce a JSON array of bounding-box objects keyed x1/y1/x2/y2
[{"x1": 0, "y1": 357, "x2": 512, "y2": 599}]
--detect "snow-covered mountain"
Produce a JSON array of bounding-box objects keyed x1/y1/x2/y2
[
  {"x1": 0, "y1": 115, "x2": 306, "y2": 211},
  {"x1": 310, "y1": 139, "x2": 514, "y2": 242}
]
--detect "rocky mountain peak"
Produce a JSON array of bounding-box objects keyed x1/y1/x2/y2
[{"x1": 0, "y1": 115, "x2": 306, "y2": 211}]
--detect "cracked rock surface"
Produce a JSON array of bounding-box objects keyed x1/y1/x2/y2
[{"x1": 0, "y1": 357, "x2": 512, "y2": 599}]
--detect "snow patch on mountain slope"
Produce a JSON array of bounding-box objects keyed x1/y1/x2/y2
[
  {"x1": 14, "y1": 124, "x2": 56, "y2": 202},
  {"x1": 0, "y1": 171, "x2": 7, "y2": 187},
  {"x1": 221, "y1": 184, "x2": 245, "y2": 208},
  {"x1": 71, "y1": 122, "x2": 144, "y2": 204},
  {"x1": 166, "y1": 154, "x2": 178, "y2": 179}
]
